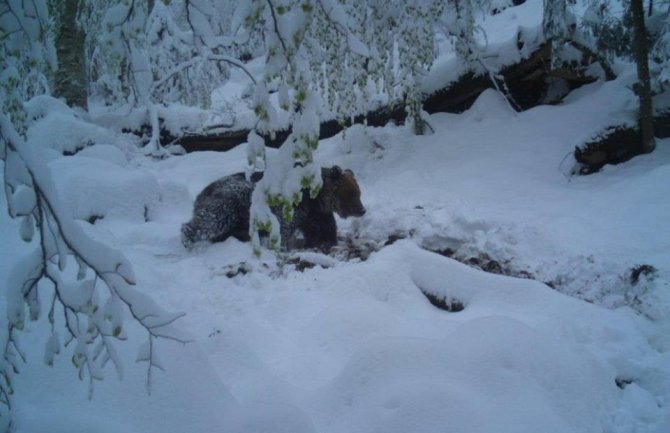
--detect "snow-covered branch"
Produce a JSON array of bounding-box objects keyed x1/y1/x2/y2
[
  {"x1": 265, "y1": 0, "x2": 289, "y2": 54},
  {"x1": 150, "y1": 54, "x2": 256, "y2": 98},
  {"x1": 0, "y1": 109, "x2": 188, "y2": 423},
  {"x1": 244, "y1": 0, "x2": 451, "y2": 250}
]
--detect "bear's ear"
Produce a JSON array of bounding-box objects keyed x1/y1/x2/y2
[
  {"x1": 344, "y1": 169, "x2": 354, "y2": 176},
  {"x1": 331, "y1": 165, "x2": 342, "y2": 179}
]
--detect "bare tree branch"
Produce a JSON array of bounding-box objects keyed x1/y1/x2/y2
[{"x1": 266, "y1": 0, "x2": 288, "y2": 54}]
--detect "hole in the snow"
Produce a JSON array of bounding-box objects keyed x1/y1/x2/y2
[
  {"x1": 419, "y1": 288, "x2": 465, "y2": 313},
  {"x1": 615, "y1": 377, "x2": 633, "y2": 389},
  {"x1": 85, "y1": 214, "x2": 104, "y2": 225}
]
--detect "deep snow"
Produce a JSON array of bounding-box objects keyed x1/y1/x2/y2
[
  {"x1": 2, "y1": 0, "x2": 670, "y2": 432},
  {"x1": 2, "y1": 72, "x2": 670, "y2": 432}
]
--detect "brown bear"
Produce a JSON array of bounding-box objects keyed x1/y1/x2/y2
[{"x1": 181, "y1": 166, "x2": 365, "y2": 251}]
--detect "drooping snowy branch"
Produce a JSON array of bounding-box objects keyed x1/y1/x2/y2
[
  {"x1": 544, "y1": 0, "x2": 616, "y2": 81},
  {"x1": 245, "y1": 0, "x2": 325, "y2": 254},
  {"x1": 396, "y1": 1, "x2": 445, "y2": 134},
  {"x1": 85, "y1": 0, "x2": 164, "y2": 153},
  {"x1": 0, "y1": 0, "x2": 56, "y2": 134},
  {"x1": 83, "y1": 0, "x2": 258, "y2": 155},
  {"x1": 0, "y1": 4, "x2": 188, "y2": 427},
  {"x1": 244, "y1": 0, "x2": 451, "y2": 251},
  {"x1": 1, "y1": 113, "x2": 189, "y2": 406},
  {"x1": 148, "y1": 1, "x2": 232, "y2": 109}
]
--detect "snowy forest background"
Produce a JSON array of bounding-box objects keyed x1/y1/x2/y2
[{"x1": 1, "y1": 0, "x2": 670, "y2": 432}]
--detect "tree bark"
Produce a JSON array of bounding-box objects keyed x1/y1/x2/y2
[
  {"x1": 630, "y1": 0, "x2": 656, "y2": 153},
  {"x1": 54, "y1": 0, "x2": 88, "y2": 110}
]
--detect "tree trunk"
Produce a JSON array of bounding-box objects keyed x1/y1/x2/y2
[
  {"x1": 54, "y1": 0, "x2": 88, "y2": 110},
  {"x1": 630, "y1": 0, "x2": 656, "y2": 153}
]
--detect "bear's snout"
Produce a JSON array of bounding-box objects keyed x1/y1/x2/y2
[{"x1": 338, "y1": 203, "x2": 366, "y2": 218}]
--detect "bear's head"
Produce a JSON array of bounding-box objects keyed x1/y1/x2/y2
[{"x1": 320, "y1": 166, "x2": 366, "y2": 218}]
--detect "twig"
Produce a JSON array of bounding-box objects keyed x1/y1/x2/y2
[
  {"x1": 315, "y1": 0, "x2": 347, "y2": 36},
  {"x1": 564, "y1": 39, "x2": 616, "y2": 81},
  {"x1": 266, "y1": 0, "x2": 288, "y2": 54},
  {"x1": 479, "y1": 59, "x2": 522, "y2": 112}
]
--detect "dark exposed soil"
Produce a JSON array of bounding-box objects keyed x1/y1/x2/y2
[
  {"x1": 427, "y1": 247, "x2": 535, "y2": 281},
  {"x1": 224, "y1": 262, "x2": 251, "y2": 278},
  {"x1": 286, "y1": 256, "x2": 318, "y2": 272},
  {"x1": 630, "y1": 264, "x2": 657, "y2": 286}
]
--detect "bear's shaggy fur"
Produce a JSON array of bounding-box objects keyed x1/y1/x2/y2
[{"x1": 181, "y1": 166, "x2": 365, "y2": 251}]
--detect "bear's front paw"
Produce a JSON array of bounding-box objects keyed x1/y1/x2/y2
[{"x1": 181, "y1": 223, "x2": 197, "y2": 249}]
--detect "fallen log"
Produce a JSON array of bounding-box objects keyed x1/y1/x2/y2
[
  {"x1": 164, "y1": 34, "x2": 608, "y2": 153},
  {"x1": 176, "y1": 104, "x2": 407, "y2": 152},
  {"x1": 573, "y1": 109, "x2": 670, "y2": 174},
  {"x1": 176, "y1": 39, "x2": 601, "y2": 152}
]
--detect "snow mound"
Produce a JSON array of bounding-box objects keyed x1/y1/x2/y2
[
  {"x1": 76, "y1": 144, "x2": 128, "y2": 166},
  {"x1": 49, "y1": 155, "x2": 160, "y2": 222},
  {"x1": 464, "y1": 88, "x2": 517, "y2": 122},
  {"x1": 91, "y1": 103, "x2": 238, "y2": 139},
  {"x1": 231, "y1": 402, "x2": 316, "y2": 433},
  {"x1": 24, "y1": 95, "x2": 74, "y2": 122},
  {"x1": 27, "y1": 111, "x2": 120, "y2": 154},
  {"x1": 298, "y1": 242, "x2": 658, "y2": 433},
  {"x1": 315, "y1": 318, "x2": 613, "y2": 433},
  {"x1": 160, "y1": 104, "x2": 234, "y2": 136},
  {"x1": 341, "y1": 124, "x2": 374, "y2": 155}
]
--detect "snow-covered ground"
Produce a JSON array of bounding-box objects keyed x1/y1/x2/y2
[
  {"x1": 3, "y1": 1, "x2": 670, "y2": 432},
  {"x1": 2, "y1": 69, "x2": 670, "y2": 432}
]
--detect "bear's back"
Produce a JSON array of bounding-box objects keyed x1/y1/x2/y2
[{"x1": 196, "y1": 173, "x2": 251, "y2": 203}]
